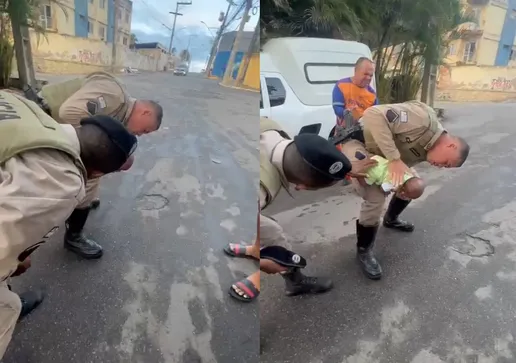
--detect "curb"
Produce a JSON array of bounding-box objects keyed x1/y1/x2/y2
[{"x1": 218, "y1": 82, "x2": 259, "y2": 93}]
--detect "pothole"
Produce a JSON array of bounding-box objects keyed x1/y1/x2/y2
[
  {"x1": 451, "y1": 234, "x2": 495, "y2": 257},
  {"x1": 137, "y1": 194, "x2": 169, "y2": 211}
]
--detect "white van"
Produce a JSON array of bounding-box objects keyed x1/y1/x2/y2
[{"x1": 260, "y1": 37, "x2": 375, "y2": 139}]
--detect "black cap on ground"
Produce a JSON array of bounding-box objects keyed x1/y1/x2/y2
[
  {"x1": 293, "y1": 133, "x2": 352, "y2": 180},
  {"x1": 80, "y1": 115, "x2": 138, "y2": 158}
]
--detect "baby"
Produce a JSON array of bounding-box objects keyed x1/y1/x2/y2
[{"x1": 364, "y1": 155, "x2": 425, "y2": 199}]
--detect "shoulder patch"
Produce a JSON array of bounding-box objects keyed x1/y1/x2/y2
[
  {"x1": 400, "y1": 111, "x2": 408, "y2": 123},
  {"x1": 86, "y1": 100, "x2": 98, "y2": 115},
  {"x1": 97, "y1": 96, "x2": 107, "y2": 109},
  {"x1": 386, "y1": 109, "x2": 399, "y2": 123}
]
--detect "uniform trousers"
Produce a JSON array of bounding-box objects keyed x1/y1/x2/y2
[
  {"x1": 0, "y1": 281, "x2": 21, "y2": 358},
  {"x1": 260, "y1": 214, "x2": 292, "y2": 249}
]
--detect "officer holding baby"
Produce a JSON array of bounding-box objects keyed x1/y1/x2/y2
[{"x1": 338, "y1": 100, "x2": 470, "y2": 280}]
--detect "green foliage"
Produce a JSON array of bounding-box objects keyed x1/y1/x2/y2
[{"x1": 179, "y1": 49, "x2": 191, "y2": 62}]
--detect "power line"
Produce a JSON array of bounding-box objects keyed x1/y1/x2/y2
[{"x1": 137, "y1": 0, "x2": 172, "y2": 30}]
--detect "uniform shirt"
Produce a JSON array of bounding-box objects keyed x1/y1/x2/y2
[
  {"x1": 58, "y1": 73, "x2": 136, "y2": 127},
  {"x1": 259, "y1": 130, "x2": 292, "y2": 210},
  {"x1": 332, "y1": 77, "x2": 378, "y2": 127},
  {"x1": 362, "y1": 102, "x2": 445, "y2": 167},
  {"x1": 0, "y1": 125, "x2": 86, "y2": 281}
]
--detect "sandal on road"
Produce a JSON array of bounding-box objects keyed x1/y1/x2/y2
[
  {"x1": 229, "y1": 278, "x2": 260, "y2": 303},
  {"x1": 223, "y1": 243, "x2": 258, "y2": 261}
]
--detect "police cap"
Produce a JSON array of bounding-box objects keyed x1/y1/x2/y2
[
  {"x1": 80, "y1": 115, "x2": 138, "y2": 165},
  {"x1": 293, "y1": 133, "x2": 352, "y2": 180}
]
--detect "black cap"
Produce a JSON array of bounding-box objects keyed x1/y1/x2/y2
[
  {"x1": 293, "y1": 133, "x2": 352, "y2": 180},
  {"x1": 80, "y1": 115, "x2": 138, "y2": 163}
]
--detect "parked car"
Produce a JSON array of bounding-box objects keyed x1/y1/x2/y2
[
  {"x1": 260, "y1": 37, "x2": 375, "y2": 139},
  {"x1": 174, "y1": 67, "x2": 188, "y2": 76}
]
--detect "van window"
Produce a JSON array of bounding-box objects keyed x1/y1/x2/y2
[
  {"x1": 304, "y1": 62, "x2": 355, "y2": 84},
  {"x1": 265, "y1": 77, "x2": 286, "y2": 107},
  {"x1": 260, "y1": 86, "x2": 264, "y2": 109}
]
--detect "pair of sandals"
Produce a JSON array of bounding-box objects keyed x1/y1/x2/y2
[{"x1": 223, "y1": 243, "x2": 260, "y2": 303}]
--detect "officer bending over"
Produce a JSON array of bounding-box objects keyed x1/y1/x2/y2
[{"x1": 0, "y1": 90, "x2": 137, "y2": 358}]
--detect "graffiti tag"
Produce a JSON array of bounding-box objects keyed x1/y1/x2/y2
[
  {"x1": 491, "y1": 77, "x2": 513, "y2": 91},
  {"x1": 77, "y1": 50, "x2": 103, "y2": 65}
]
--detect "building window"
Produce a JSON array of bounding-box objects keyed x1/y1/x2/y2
[
  {"x1": 448, "y1": 44, "x2": 456, "y2": 56},
  {"x1": 40, "y1": 5, "x2": 52, "y2": 29},
  {"x1": 265, "y1": 77, "x2": 287, "y2": 107},
  {"x1": 123, "y1": 36, "x2": 128, "y2": 45},
  {"x1": 125, "y1": 13, "x2": 130, "y2": 23},
  {"x1": 98, "y1": 25, "x2": 105, "y2": 39},
  {"x1": 88, "y1": 21, "x2": 94, "y2": 35},
  {"x1": 118, "y1": 11, "x2": 122, "y2": 20},
  {"x1": 463, "y1": 41, "x2": 476, "y2": 63},
  {"x1": 100, "y1": 0, "x2": 106, "y2": 9}
]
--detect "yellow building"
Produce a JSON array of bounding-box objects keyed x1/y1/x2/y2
[
  {"x1": 446, "y1": 0, "x2": 516, "y2": 66},
  {"x1": 38, "y1": 0, "x2": 132, "y2": 46}
]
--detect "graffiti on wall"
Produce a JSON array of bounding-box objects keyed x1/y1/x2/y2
[
  {"x1": 74, "y1": 50, "x2": 104, "y2": 65},
  {"x1": 490, "y1": 77, "x2": 515, "y2": 91}
]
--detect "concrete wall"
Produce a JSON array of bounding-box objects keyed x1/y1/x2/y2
[
  {"x1": 25, "y1": 31, "x2": 179, "y2": 74},
  {"x1": 242, "y1": 53, "x2": 259, "y2": 89},
  {"x1": 436, "y1": 64, "x2": 516, "y2": 102}
]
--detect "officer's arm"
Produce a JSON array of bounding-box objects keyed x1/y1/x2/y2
[
  {"x1": 0, "y1": 153, "x2": 83, "y2": 280},
  {"x1": 332, "y1": 83, "x2": 347, "y2": 118},
  {"x1": 58, "y1": 78, "x2": 124, "y2": 127},
  {"x1": 364, "y1": 109, "x2": 401, "y2": 161}
]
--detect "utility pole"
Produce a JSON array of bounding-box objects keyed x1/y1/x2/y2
[
  {"x1": 205, "y1": 0, "x2": 234, "y2": 77},
  {"x1": 111, "y1": 0, "x2": 120, "y2": 73},
  {"x1": 235, "y1": 23, "x2": 258, "y2": 87},
  {"x1": 168, "y1": 1, "x2": 192, "y2": 54},
  {"x1": 222, "y1": 0, "x2": 252, "y2": 86}
]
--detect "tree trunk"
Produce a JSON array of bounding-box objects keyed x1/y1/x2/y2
[
  {"x1": 420, "y1": 47, "x2": 432, "y2": 104},
  {"x1": 236, "y1": 24, "x2": 259, "y2": 86}
]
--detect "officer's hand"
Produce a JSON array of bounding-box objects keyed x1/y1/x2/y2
[
  {"x1": 388, "y1": 159, "x2": 410, "y2": 188},
  {"x1": 11, "y1": 257, "x2": 32, "y2": 277},
  {"x1": 348, "y1": 158, "x2": 378, "y2": 178}
]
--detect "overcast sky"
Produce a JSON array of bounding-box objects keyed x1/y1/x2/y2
[{"x1": 131, "y1": 0, "x2": 259, "y2": 40}]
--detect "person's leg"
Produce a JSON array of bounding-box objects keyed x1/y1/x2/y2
[
  {"x1": 260, "y1": 214, "x2": 333, "y2": 296},
  {"x1": 90, "y1": 180, "x2": 101, "y2": 209},
  {"x1": 0, "y1": 282, "x2": 21, "y2": 359},
  {"x1": 383, "y1": 168, "x2": 422, "y2": 232},
  {"x1": 340, "y1": 139, "x2": 386, "y2": 280},
  {"x1": 64, "y1": 176, "x2": 103, "y2": 259}
]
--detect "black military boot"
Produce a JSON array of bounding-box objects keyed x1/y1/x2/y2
[
  {"x1": 281, "y1": 268, "x2": 333, "y2": 296},
  {"x1": 18, "y1": 290, "x2": 45, "y2": 320},
  {"x1": 383, "y1": 196, "x2": 414, "y2": 232},
  {"x1": 356, "y1": 220, "x2": 382, "y2": 280},
  {"x1": 64, "y1": 208, "x2": 103, "y2": 259}
]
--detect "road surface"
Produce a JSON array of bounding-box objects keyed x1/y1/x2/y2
[
  {"x1": 4, "y1": 73, "x2": 260, "y2": 363},
  {"x1": 260, "y1": 102, "x2": 516, "y2": 363}
]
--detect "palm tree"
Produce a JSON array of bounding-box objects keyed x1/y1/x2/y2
[{"x1": 0, "y1": 0, "x2": 67, "y2": 87}]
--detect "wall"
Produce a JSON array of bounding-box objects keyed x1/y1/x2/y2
[
  {"x1": 28, "y1": 31, "x2": 177, "y2": 74},
  {"x1": 436, "y1": 64, "x2": 516, "y2": 102},
  {"x1": 242, "y1": 53, "x2": 259, "y2": 89},
  {"x1": 212, "y1": 51, "x2": 245, "y2": 79}
]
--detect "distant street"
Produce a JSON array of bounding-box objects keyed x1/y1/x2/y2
[{"x1": 4, "y1": 72, "x2": 260, "y2": 363}]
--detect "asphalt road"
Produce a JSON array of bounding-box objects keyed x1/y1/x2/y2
[
  {"x1": 259, "y1": 102, "x2": 516, "y2": 362},
  {"x1": 4, "y1": 73, "x2": 260, "y2": 363}
]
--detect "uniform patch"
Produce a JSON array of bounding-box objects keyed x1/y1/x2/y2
[
  {"x1": 400, "y1": 111, "x2": 408, "y2": 123},
  {"x1": 329, "y1": 161, "x2": 343, "y2": 174},
  {"x1": 386, "y1": 109, "x2": 399, "y2": 123},
  {"x1": 86, "y1": 100, "x2": 98, "y2": 115},
  {"x1": 97, "y1": 96, "x2": 107, "y2": 109}
]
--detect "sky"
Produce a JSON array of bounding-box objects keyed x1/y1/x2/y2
[{"x1": 131, "y1": 0, "x2": 259, "y2": 71}]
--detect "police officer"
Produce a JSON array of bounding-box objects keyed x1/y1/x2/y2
[
  {"x1": 39, "y1": 71, "x2": 162, "y2": 259},
  {"x1": 224, "y1": 117, "x2": 376, "y2": 302},
  {"x1": 0, "y1": 90, "x2": 137, "y2": 359},
  {"x1": 339, "y1": 100, "x2": 470, "y2": 280}
]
